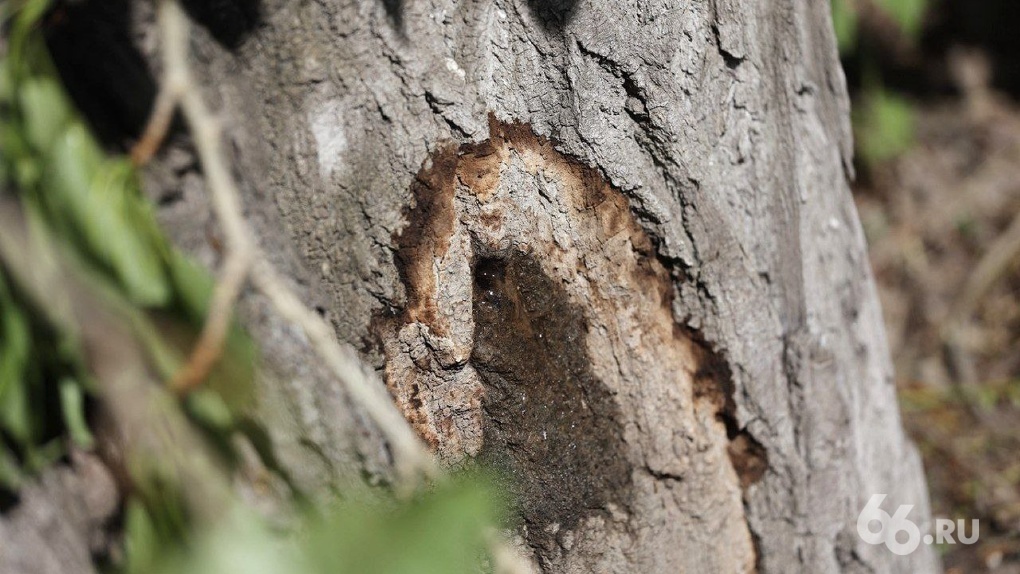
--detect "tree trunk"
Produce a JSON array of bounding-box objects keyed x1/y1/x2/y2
[{"x1": 4, "y1": 0, "x2": 938, "y2": 572}]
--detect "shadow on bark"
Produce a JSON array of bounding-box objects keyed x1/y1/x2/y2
[
  {"x1": 179, "y1": 0, "x2": 262, "y2": 49},
  {"x1": 377, "y1": 0, "x2": 578, "y2": 34},
  {"x1": 471, "y1": 250, "x2": 631, "y2": 547},
  {"x1": 380, "y1": 0, "x2": 404, "y2": 33},
  {"x1": 44, "y1": 0, "x2": 157, "y2": 149},
  {"x1": 523, "y1": 0, "x2": 579, "y2": 33},
  {"x1": 43, "y1": 0, "x2": 261, "y2": 151}
]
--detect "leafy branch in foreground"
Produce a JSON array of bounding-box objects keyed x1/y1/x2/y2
[
  {"x1": 0, "y1": 0, "x2": 530, "y2": 572},
  {"x1": 1, "y1": 0, "x2": 253, "y2": 495}
]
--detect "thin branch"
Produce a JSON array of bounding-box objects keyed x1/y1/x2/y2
[
  {"x1": 130, "y1": 10, "x2": 191, "y2": 167},
  {"x1": 170, "y1": 249, "x2": 252, "y2": 393},
  {"x1": 129, "y1": 80, "x2": 179, "y2": 166},
  {"x1": 249, "y1": 258, "x2": 438, "y2": 488},
  {"x1": 154, "y1": 0, "x2": 255, "y2": 394}
]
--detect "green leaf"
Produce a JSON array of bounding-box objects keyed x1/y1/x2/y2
[
  {"x1": 42, "y1": 125, "x2": 171, "y2": 305},
  {"x1": 157, "y1": 508, "x2": 304, "y2": 574},
  {"x1": 0, "y1": 271, "x2": 31, "y2": 413},
  {"x1": 0, "y1": 58, "x2": 12, "y2": 112},
  {"x1": 40, "y1": 121, "x2": 104, "y2": 218},
  {"x1": 148, "y1": 475, "x2": 505, "y2": 574},
  {"x1": 124, "y1": 498, "x2": 161, "y2": 574},
  {"x1": 18, "y1": 77, "x2": 72, "y2": 154},
  {"x1": 89, "y1": 158, "x2": 172, "y2": 305},
  {"x1": 306, "y1": 476, "x2": 501, "y2": 574},
  {"x1": 0, "y1": 442, "x2": 25, "y2": 491},
  {"x1": 58, "y1": 377, "x2": 94, "y2": 449},
  {"x1": 164, "y1": 253, "x2": 258, "y2": 410},
  {"x1": 0, "y1": 349, "x2": 33, "y2": 446},
  {"x1": 24, "y1": 438, "x2": 64, "y2": 474},
  {"x1": 11, "y1": 0, "x2": 52, "y2": 34},
  {"x1": 167, "y1": 252, "x2": 216, "y2": 321},
  {"x1": 208, "y1": 326, "x2": 258, "y2": 413},
  {"x1": 186, "y1": 389, "x2": 235, "y2": 433}
]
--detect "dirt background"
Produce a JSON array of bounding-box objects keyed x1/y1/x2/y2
[{"x1": 845, "y1": 1, "x2": 1020, "y2": 571}]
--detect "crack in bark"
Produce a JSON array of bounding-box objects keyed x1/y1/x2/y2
[{"x1": 424, "y1": 90, "x2": 471, "y2": 139}]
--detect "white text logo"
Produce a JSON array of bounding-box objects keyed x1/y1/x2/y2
[{"x1": 856, "y1": 494, "x2": 979, "y2": 555}]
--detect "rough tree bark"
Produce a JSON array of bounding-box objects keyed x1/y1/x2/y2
[{"x1": 2, "y1": 0, "x2": 938, "y2": 572}]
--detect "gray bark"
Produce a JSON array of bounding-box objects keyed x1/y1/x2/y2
[{"x1": 2, "y1": 0, "x2": 938, "y2": 572}]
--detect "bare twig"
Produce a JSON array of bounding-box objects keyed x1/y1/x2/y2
[
  {"x1": 130, "y1": 80, "x2": 180, "y2": 166},
  {"x1": 130, "y1": 8, "x2": 191, "y2": 167},
  {"x1": 169, "y1": 249, "x2": 252, "y2": 393},
  {"x1": 153, "y1": 0, "x2": 255, "y2": 394}
]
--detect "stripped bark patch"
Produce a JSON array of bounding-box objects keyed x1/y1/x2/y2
[{"x1": 380, "y1": 117, "x2": 758, "y2": 570}]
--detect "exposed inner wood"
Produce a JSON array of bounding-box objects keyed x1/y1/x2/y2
[{"x1": 382, "y1": 116, "x2": 760, "y2": 569}]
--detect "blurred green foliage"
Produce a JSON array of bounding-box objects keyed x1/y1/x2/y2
[
  {"x1": 853, "y1": 83, "x2": 917, "y2": 167},
  {"x1": 118, "y1": 474, "x2": 503, "y2": 574},
  {"x1": 831, "y1": 0, "x2": 929, "y2": 168},
  {"x1": 0, "y1": 0, "x2": 255, "y2": 485},
  {"x1": 0, "y1": 3, "x2": 513, "y2": 574},
  {"x1": 1, "y1": 5, "x2": 255, "y2": 564},
  {"x1": 877, "y1": 0, "x2": 928, "y2": 39},
  {"x1": 117, "y1": 474, "x2": 504, "y2": 574},
  {"x1": 301, "y1": 478, "x2": 501, "y2": 574}
]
